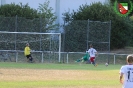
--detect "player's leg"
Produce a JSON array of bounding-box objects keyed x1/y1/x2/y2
[
  {"x1": 90, "y1": 57, "x2": 93, "y2": 64},
  {"x1": 26, "y1": 55, "x2": 30, "y2": 62},
  {"x1": 30, "y1": 55, "x2": 35, "y2": 63},
  {"x1": 82, "y1": 54, "x2": 89, "y2": 63},
  {"x1": 75, "y1": 59, "x2": 81, "y2": 62},
  {"x1": 75, "y1": 57, "x2": 83, "y2": 62},
  {"x1": 90, "y1": 57, "x2": 97, "y2": 66},
  {"x1": 83, "y1": 55, "x2": 87, "y2": 62},
  {"x1": 29, "y1": 54, "x2": 33, "y2": 62},
  {"x1": 93, "y1": 58, "x2": 98, "y2": 67}
]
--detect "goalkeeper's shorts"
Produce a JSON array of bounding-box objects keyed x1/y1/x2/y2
[{"x1": 83, "y1": 55, "x2": 89, "y2": 61}]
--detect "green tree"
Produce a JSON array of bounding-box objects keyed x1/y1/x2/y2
[
  {"x1": 0, "y1": 0, "x2": 58, "y2": 32},
  {"x1": 63, "y1": 2, "x2": 133, "y2": 49},
  {"x1": 38, "y1": 0, "x2": 58, "y2": 32},
  {"x1": 0, "y1": 3, "x2": 38, "y2": 18}
]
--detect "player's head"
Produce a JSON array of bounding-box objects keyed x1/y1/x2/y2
[
  {"x1": 126, "y1": 55, "x2": 133, "y2": 64},
  {"x1": 26, "y1": 43, "x2": 29, "y2": 46},
  {"x1": 90, "y1": 44, "x2": 93, "y2": 48}
]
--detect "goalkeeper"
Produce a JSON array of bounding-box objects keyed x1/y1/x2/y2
[
  {"x1": 75, "y1": 51, "x2": 90, "y2": 63},
  {"x1": 24, "y1": 43, "x2": 33, "y2": 63}
]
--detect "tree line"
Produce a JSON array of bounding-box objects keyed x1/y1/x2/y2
[{"x1": 0, "y1": 0, "x2": 133, "y2": 50}]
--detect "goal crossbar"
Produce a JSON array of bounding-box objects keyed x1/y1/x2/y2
[{"x1": 0, "y1": 31, "x2": 61, "y2": 35}]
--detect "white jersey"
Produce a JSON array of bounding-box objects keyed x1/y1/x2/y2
[
  {"x1": 119, "y1": 65, "x2": 133, "y2": 88},
  {"x1": 87, "y1": 48, "x2": 97, "y2": 57}
]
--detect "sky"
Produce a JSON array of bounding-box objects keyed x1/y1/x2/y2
[{"x1": 1, "y1": 0, "x2": 106, "y2": 26}]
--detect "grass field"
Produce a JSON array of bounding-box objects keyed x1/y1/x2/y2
[{"x1": 0, "y1": 62, "x2": 123, "y2": 88}]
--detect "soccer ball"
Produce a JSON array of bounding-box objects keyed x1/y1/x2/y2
[{"x1": 105, "y1": 63, "x2": 108, "y2": 67}]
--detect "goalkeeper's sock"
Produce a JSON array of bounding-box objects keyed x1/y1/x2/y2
[{"x1": 75, "y1": 59, "x2": 81, "y2": 62}]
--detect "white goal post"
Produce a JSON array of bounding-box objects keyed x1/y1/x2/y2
[{"x1": 0, "y1": 31, "x2": 61, "y2": 63}]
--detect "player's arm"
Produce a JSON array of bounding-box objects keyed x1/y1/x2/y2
[
  {"x1": 95, "y1": 50, "x2": 98, "y2": 57},
  {"x1": 119, "y1": 73, "x2": 124, "y2": 84},
  {"x1": 28, "y1": 47, "x2": 31, "y2": 51},
  {"x1": 95, "y1": 51, "x2": 97, "y2": 55}
]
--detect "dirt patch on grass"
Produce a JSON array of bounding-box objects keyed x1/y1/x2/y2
[
  {"x1": 0, "y1": 68, "x2": 121, "y2": 88},
  {"x1": 0, "y1": 68, "x2": 118, "y2": 81},
  {"x1": 0, "y1": 68, "x2": 91, "y2": 81}
]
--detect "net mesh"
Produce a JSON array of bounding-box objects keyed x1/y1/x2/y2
[
  {"x1": 63, "y1": 20, "x2": 111, "y2": 52},
  {"x1": 88, "y1": 20, "x2": 111, "y2": 52},
  {"x1": 0, "y1": 32, "x2": 61, "y2": 63}
]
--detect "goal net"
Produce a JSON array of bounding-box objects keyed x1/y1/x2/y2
[{"x1": 0, "y1": 31, "x2": 61, "y2": 63}]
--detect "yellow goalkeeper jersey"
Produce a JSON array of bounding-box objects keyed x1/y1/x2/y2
[{"x1": 24, "y1": 46, "x2": 31, "y2": 56}]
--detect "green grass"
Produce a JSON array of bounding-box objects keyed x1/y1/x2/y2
[
  {"x1": 0, "y1": 62, "x2": 123, "y2": 88},
  {"x1": 0, "y1": 80, "x2": 119, "y2": 88},
  {"x1": 0, "y1": 62, "x2": 122, "y2": 70}
]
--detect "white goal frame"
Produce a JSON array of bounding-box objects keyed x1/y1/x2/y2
[{"x1": 0, "y1": 31, "x2": 61, "y2": 63}]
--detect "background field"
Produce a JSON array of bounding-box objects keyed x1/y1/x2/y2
[{"x1": 0, "y1": 62, "x2": 123, "y2": 88}]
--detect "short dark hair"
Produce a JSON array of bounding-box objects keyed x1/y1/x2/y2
[{"x1": 90, "y1": 44, "x2": 93, "y2": 47}]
